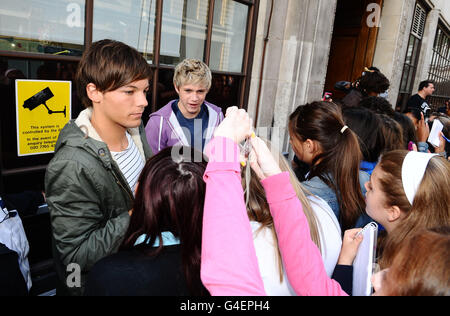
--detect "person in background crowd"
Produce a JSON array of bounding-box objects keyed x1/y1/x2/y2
[
  {"x1": 405, "y1": 80, "x2": 435, "y2": 119},
  {"x1": 378, "y1": 115, "x2": 405, "y2": 153},
  {"x1": 342, "y1": 107, "x2": 384, "y2": 176},
  {"x1": 341, "y1": 68, "x2": 390, "y2": 108},
  {"x1": 288, "y1": 101, "x2": 370, "y2": 230},
  {"x1": 427, "y1": 115, "x2": 450, "y2": 159},
  {"x1": 0, "y1": 196, "x2": 31, "y2": 295},
  {"x1": 145, "y1": 59, "x2": 223, "y2": 154},
  {"x1": 430, "y1": 111, "x2": 449, "y2": 121},
  {"x1": 392, "y1": 112, "x2": 418, "y2": 150},
  {"x1": 409, "y1": 111, "x2": 432, "y2": 153},
  {"x1": 85, "y1": 147, "x2": 208, "y2": 296},
  {"x1": 45, "y1": 40, "x2": 153, "y2": 295},
  {"x1": 359, "y1": 96, "x2": 395, "y2": 117}
]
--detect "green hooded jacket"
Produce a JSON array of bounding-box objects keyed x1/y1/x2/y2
[{"x1": 45, "y1": 108, "x2": 152, "y2": 295}]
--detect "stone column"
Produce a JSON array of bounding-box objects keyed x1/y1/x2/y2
[
  {"x1": 372, "y1": 0, "x2": 416, "y2": 107},
  {"x1": 413, "y1": 8, "x2": 440, "y2": 90},
  {"x1": 247, "y1": 0, "x2": 337, "y2": 150}
]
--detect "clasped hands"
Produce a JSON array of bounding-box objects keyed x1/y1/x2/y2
[{"x1": 213, "y1": 106, "x2": 281, "y2": 180}]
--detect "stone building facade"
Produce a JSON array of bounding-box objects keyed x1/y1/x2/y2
[{"x1": 248, "y1": 0, "x2": 450, "y2": 150}]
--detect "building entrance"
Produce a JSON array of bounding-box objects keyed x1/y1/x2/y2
[{"x1": 324, "y1": 0, "x2": 383, "y2": 100}]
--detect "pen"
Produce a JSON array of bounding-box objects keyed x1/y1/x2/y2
[
  {"x1": 354, "y1": 228, "x2": 364, "y2": 240},
  {"x1": 442, "y1": 134, "x2": 450, "y2": 143}
]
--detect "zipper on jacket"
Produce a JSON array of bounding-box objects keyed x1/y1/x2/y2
[{"x1": 111, "y1": 168, "x2": 134, "y2": 202}]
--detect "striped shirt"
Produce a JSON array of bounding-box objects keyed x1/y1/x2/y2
[{"x1": 111, "y1": 132, "x2": 145, "y2": 195}]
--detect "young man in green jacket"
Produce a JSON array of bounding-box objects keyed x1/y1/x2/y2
[{"x1": 45, "y1": 40, "x2": 153, "y2": 295}]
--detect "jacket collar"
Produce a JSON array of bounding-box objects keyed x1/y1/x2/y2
[
  {"x1": 150, "y1": 99, "x2": 219, "y2": 120},
  {"x1": 75, "y1": 107, "x2": 146, "y2": 159},
  {"x1": 152, "y1": 100, "x2": 221, "y2": 150}
]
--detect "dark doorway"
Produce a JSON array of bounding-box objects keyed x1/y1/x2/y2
[{"x1": 324, "y1": 0, "x2": 383, "y2": 100}]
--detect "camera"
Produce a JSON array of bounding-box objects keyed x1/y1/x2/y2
[{"x1": 322, "y1": 92, "x2": 333, "y2": 101}]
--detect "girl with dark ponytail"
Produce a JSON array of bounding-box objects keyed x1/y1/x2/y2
[{"x1": 289, "y1": 101, "x2": 370, "y2": 230}]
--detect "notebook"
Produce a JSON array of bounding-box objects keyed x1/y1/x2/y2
[
  {"x1": 428, "y1": 119, "x2": 444, "y2": 148},
  {"x1": 352, "y1": 222, "x2": 378, "y2": 296}
]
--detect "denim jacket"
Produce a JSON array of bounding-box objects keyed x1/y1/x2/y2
[{"x1": 301, "y1": 171, "x2": 372, "y2": 229}]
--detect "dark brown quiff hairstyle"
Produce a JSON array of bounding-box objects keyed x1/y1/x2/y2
[
  {"x1": 76, "y1": 39, "x2": 152, "y2": 108},
  {"x1": 289, "y1": 101, "x2": 365, "y2": 230},
  {"x1": 121, "y1": 146, "x2": 208, "y2": 296}
]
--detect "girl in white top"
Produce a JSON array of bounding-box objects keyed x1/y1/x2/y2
[{"x1": 243, "y1": 149, "x2": 349, "y2": 295}]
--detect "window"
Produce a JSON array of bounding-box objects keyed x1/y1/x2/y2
[
  {"x1": 428, "y1": 23, "x2": 450, "y2": 109},
  {"x1": 210, "y1": 0, "x2": 249, "y2": 72},
  {"x1": 0, "y1": 0, "x2": 85, "y2": 56},
  {"x1": 159, "y1": 0, "x2": 209, "y2": 65},
  {"x1": 396, "y1": 2, "x2": 428, "y2": 112},
  {"x1": 93, "y1": 0, "x2": 157, "y2": 63},
  {"x1": 0, "y1": 0, "x2": 259, "y2": 191}
]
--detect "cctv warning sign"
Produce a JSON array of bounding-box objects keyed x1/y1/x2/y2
[{"x1": 16, "y1": 80, "x2": 71, "y2": 156}]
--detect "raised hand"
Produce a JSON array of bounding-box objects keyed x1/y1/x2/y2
[
  {"x1": 417, "y1": 112, "x2": 430, "y2": 143},
  {"x1": 249, "y1": 136, "x2": 282, "y2": 180},
  {"x1": 214, "y1": 106, "x2": 253, "y2": 144},
  {"x1": 337, "y1": 228, "x2": 364, "y2": 265}
]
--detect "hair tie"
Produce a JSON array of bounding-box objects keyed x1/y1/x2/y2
[
  {"x1": 340, "y1": 126, "x2": 349, "y2": 134},
  {"x1": 401, "y1": 152, "x2": 437, "y2": 205}
]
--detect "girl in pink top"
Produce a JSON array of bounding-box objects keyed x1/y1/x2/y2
[{"x1": 201, "y1": 107, "x2": 362, "y2": 296}]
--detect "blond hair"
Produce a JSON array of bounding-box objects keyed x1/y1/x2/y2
[{"x1": 173, "y1": 59, "x2": 212, "y2": 90}]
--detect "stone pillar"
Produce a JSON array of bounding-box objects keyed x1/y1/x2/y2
[
  {"x1": 372, "y1": 0, "x2": 416, "y2": 107},
  {"x1": 247, "y1": 0, "x2": 337, "y2": 150},
  {"x1": 413, "y1": 8, "x2": 440, "y2": 90}
]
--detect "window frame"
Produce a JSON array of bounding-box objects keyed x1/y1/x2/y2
[
  {"x1": 396, "y1": 1, "x2": 429, "y2": 112},
  {"x1": 0, "y1": 0, "x2": 259, "y2": 180},
  {"x1": 0, "y1": 0, "x2": 258, "y2": 111},
  {"x1": 428, "y1": 22, "x2": 450, "y2": 109}
]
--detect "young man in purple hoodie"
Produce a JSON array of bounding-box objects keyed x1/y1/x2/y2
[{"x1": 145, "y1": 59, "x2": 223, "y2": 154}]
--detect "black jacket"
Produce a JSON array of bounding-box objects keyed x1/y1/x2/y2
[
  {"x1": 85, "y1": 245, "x2": 205, "y2": 296},
  {"x1": 0, "y1": 243, "x2": 28, "y2": 296}
]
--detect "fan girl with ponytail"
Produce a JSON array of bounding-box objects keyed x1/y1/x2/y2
[{"x1": 288, "y1": 101, "x2": 371, "y2": 230}]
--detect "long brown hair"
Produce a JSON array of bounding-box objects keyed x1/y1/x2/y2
[
  {"x1": 377, "y1": 150, "x2": 450, "y2": 269},
  {"x1": 382, "y1": 227, "x2": 450, "y2": 296},
  {"x1": 242, "y1": 167, "x2": 285, "y2": 282},
  {"x1": 242, "y1": 145, "x2": 322, "y2": 282},
  {"x1": 121, "y1": 146, "x2": 208, "y2": 295},
  {"x1": 289, "y1": 101, "x2": 365, "y2": 230},
  {"x1": 378, "y1": 114, "x2": 404, "y2": 153}
]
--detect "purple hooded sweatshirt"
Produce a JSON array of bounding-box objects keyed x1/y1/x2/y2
[{"x1": 145, "y1": 100, "x2": 224, "y2": 154}]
